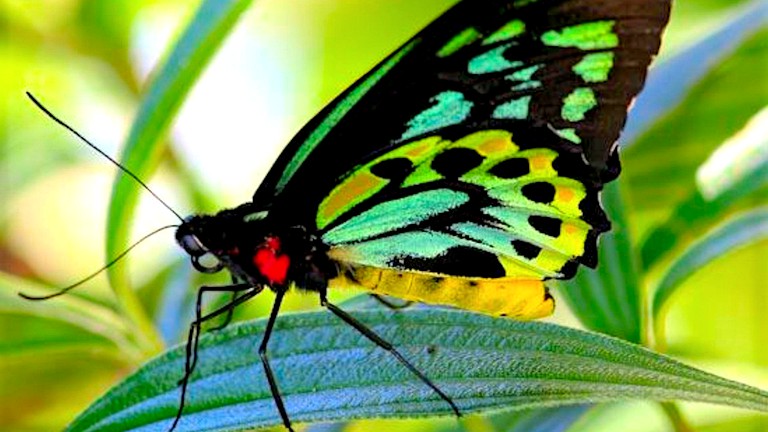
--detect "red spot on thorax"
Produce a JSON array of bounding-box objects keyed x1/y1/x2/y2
[
  {"x1": 265, "y1": 237, "x2": 281, "y2": 251},
  {"x1": 254, "y1": 236, "x2": 290, "y2": 285}
]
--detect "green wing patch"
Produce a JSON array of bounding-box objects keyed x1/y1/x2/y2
[{"x1": 321, "y1": 189, "x2": 469, "y2": 245}]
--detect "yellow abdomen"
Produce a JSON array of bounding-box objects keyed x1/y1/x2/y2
[{"x1": 329, "y1": 266, "x2": 554, "y2": 320}]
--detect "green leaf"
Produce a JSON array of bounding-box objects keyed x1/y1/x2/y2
[
  {"x1": 68, "y1": 309, "x2": 768, "y2": 432},
  {"x1": 652, "y1": 208, "x2": 768, "y2": 346},
  {"x1": 559, "y1": 182, "x2": 644, "y2": 343},
  {"x1": 105, "y1": 0, "x2": 254, "y2": 355},
  {"x1": 624, "y1": 27, "x2": 768, "y2": 225},
  {"x1": 639, "y1": 105, "x2": 768, "y2": 270}
]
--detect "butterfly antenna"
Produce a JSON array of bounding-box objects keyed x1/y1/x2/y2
[
  {"x1": 25, "y1": 91, "x2": 185, "y2": 222},
  {"x1": 19, "y1": 224, "x2": 179, "y2": 301}
]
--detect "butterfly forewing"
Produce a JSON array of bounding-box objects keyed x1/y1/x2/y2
[{"x1": 257, "y1": 0, "x2": 669, "y2": 210}]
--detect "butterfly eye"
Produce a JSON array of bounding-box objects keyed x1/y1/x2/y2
[
  {"x1": 192, "y1": 253, "x2": 224, "y2": 274},
  {"x1": 179, "y1": 233, "x2": 207, "y2": 257}
]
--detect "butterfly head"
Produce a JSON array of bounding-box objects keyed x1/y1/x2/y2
[
  {"x1": 175, "y1": 204, "x2": 259, "y2": 273},
  {"x1": 176, "y1": 214, "x2": 230, "y2": 274},
  {"x1": 176, "y1": 205, "x2": 301, "y2": 287}
]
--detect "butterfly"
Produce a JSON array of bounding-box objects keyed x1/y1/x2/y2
[{"x1": 164, "y1": 0, "x2": 670, "y2": 430}]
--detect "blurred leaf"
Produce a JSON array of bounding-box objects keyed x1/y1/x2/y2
[
  {"x1": 699, "y1": 415, "x2": 768, "y2": 432},
  {"x1": 659, "y1": 402, "x2": 694, "y2": 432},
  {"x1": 74, "y1": 0, "x2": 142, "y2": 93},
  {"x1": 0, "y1": 343, "x2": 129, "y2": 431},
  {"x1": 621, "y1": 0, "x2": 768, "y2": 146},
  {"x1": 0, "y1": 271, "x2": 139, "y2": 360},
  {"x1": 559, "y1": 182, "x2": 644, "y2": 343},
  {"x1": 145, "y1": 261, "x2": 232, "y2": 346},
  {"x1": 666, "y1": 0, "x2": 757, "y2": 49},
  {"x1": 146, "y1": 261, "x2": 196, "y2": 345},
  {"x1": 105, "y1": 0, "x2": 254, "y2": 356},
  {"x1": 308, "y1": 0, "x2": 453, "y2": 108},
  {"x1": 695, "y1": 107, "x2": 768, "y2": 202},
  {"x1": 652, "y1": 208, "x2": 768, "y2": 346},
  {"x1": 624, "y1": 27, "x2": 768, "y2": 217},
  {"x1": 0, "y1": 284, "x2": 136, "y2": 431},
  {"x1": 566, "y1": 401, "x2": 671, "y2": 432},
  {"x1": 304, "y1": 422, "x2": 348, "y2": 432},
  {"x1": 489, "y1": 405, "x2": 591, "y2": 432},
  {"x1": 640, "y1": 186, "x2": 767, "y2": 272},
  {"x1": 640, "y1": 105, "x2": 768, "y2": 270},
  {"x1": 68, "y1": 309, "x2": 768, "y2": 432}
]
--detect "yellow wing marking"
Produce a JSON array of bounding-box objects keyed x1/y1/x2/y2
[
  {"x1": 317, "y1": 136, "x2": 447, "y2": 229},
  {"x1": 330, "y1": 266, "x2": 554, "y2": 320},
  {"x1": 475, "y1": 134, "x2": 517, "y2": 156},
  {"x1": 318, "y1": 171, "x2": 385, "y2": 226}
]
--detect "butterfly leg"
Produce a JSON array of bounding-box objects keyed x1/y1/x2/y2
[
  {"x1": 370, "y1": 294, "x2": 414, "y2": 310},
  {"x1": 258, "y1": 288, "x2": 295, "y2": 432},
  {"x1": 320, "y1": 293, "x2": 461, "y2": 418},
  {"x1": 171, "y1": 283, "x2": 260, "y2": 432},
  {"x1": 209, "y1": 275, "x2": 242, "y2": 331}
]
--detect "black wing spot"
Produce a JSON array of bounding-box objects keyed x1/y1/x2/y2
[
  {"x1": 522, "y1": 182, "x2": 556, "y2": 204},
  {"x1": 558, "y1": 260, "x2": 579, "y2": 279},
  {"x1": 431, "y1": 148, "x2": 484, "y2": 178},
  {"x1": 370, "y1": 158, "x2": 413, "y2": 179},
  {"x1": 529, "y1": 215, "x2": 562, "y2": 237},
  {"x1": 489, "y1": 158, "x2": 529, "y2": 179},
  {"x1": 512, "y1": 240, "x2": 541, "y2": 260},
  {"x1": 398, "y1": 246, "x2": 505, "y2": 278}
]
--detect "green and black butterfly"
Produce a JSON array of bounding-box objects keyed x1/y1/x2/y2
[
  {"x1": 172, "y1": 0, "x2": 672, "y2": 429},
  {"x1": 46, "y1": 0, "x2": 674, "y2": 430},
  {"x1": 169, "y1": 0, "x2": 672, "y2": 429}
]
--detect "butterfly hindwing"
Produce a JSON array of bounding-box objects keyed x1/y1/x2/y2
[
  {"x1": 322, "y1": 129, "x2": 600, "y2": 277},
  {"x1": 318, "y1": 127, "x2": 611, "y2": 319}
]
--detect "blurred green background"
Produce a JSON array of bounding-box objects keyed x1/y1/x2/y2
[{"x1": 1, "y1": 0, "x2": 766, "y2": 431}]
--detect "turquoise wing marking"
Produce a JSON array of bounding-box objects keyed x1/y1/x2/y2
[
  {"x1": 401, "y1": 91, "x2": 474, "y2": 141},
  {"x1": 322, "y1": 189, "x2": 469, "y2": 245},
  {"x1": 331, "y1": 231, "x2": 469, "y2": 268}
]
